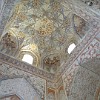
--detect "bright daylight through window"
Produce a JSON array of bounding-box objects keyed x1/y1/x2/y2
[
  {"x1": 68, "y1": 43, "x2": 76, "y2": 54},
  {"x1": 22, "y1": 54, "x2": 33, "y2": 64}
]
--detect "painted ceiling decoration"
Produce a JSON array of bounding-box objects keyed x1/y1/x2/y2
[
  {"x1": 43, "y1": 53, "x2": 60, "y2": 73},
  {"x1": 73, "y1": 14, "x2": 88, "y2": 38},
  {"x1": 1, "y1": 32, "x2": 17, "y2": 49},
  {"x1": 0, "y1": 0, "x2": 88, "y2": 73}
]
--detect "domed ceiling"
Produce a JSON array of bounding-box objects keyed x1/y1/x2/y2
[{"x1": 0, "y1": 0, "x2": 88, "y2": 73}]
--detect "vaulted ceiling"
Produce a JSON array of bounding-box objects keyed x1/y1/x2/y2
[{"x1": 0, "y1": 0, "x2": 89, "y2": 73}]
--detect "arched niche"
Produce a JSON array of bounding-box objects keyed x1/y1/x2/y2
[
  {"x1": 73, "y1": 14, "x2": 90, "y2": 38},
  {"x1": 18, "y1": 44, "x2": 40, "y2": 67},
  {"x1": 0, "y1": 29, "x2": 19, "y2": 56}
]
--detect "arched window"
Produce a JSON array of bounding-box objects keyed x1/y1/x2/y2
[
  {"x1": 68, "y1": 43, "x2": 76, "y2": 54},
  {"x1": 22, "y1": 54, "x2": 33, "y2": 64}
]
